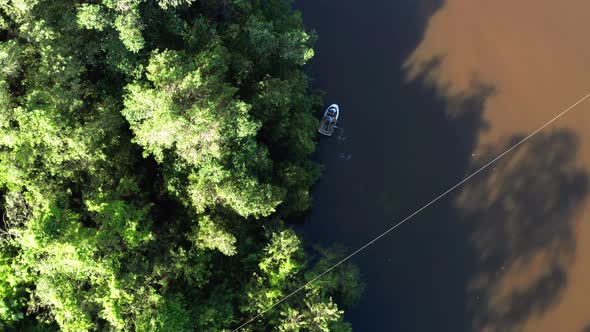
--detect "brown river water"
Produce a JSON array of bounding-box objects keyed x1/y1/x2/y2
[{"x1": 298, "y1": 0, "x2": 590, "y2": 331}]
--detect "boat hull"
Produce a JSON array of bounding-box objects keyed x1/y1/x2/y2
[{"x1": 318, "y1": 104, "x2": 339, "y2": 136}]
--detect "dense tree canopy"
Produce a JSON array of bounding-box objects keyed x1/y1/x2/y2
[{"x1": 0, "y1": 0, "x2": 360, "y2": 331}]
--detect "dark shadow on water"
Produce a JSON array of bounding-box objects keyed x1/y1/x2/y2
[
  {"x1": 296, "y1": 0, "x2": 490, "y2": 331},
  {"x1": 457, "y1": 130, "x2": 588, "y2": 332}
]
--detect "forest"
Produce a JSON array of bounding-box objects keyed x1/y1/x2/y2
[{"x1": 0, "y1": 0, "x2": 361, "y2": 330}]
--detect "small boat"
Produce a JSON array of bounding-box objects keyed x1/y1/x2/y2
[{"x1": 318, "y1": 104, "x2": 339, "y2": 136}]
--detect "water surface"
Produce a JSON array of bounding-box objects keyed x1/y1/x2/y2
[{"x1": 297, "y1": 0, "x2": 590, "y2": 331}]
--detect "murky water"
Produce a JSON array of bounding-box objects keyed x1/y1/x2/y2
[{"x1": 297, "y1": 0, "x2": 590, "y2": 331}]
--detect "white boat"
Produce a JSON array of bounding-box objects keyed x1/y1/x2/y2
[{"x1": 318, "y1": 104, "x2": 339, "y2": 136}]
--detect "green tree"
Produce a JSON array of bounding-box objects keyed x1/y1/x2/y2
[{"x1": 0, "y1": 0, "x2": 362, "y2": 330}]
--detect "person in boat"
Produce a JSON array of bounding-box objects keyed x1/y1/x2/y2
[{"x1": 324, "y1": 115, "x2": 334, "y2": 127}]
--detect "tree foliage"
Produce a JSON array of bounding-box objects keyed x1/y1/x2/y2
[{"x1": 0, "y1": 0, "x2": 360, "y2": 330}]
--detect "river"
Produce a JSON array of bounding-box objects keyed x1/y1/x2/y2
[{"x1": 297, "y1": 0, "x2": 590, "y2": 331}]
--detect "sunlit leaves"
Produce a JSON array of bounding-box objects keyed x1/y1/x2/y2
[
  {"x1": 85, "y1": 195, "x2": 153, "y2": 249},
  {"x1": 0, "y1": 0, "x2": 359, "y2": 330},
  {"x1": 157, "y1": 0, "x2": 196, "y2": 10},
  {"x1": 246, "y1": 16, "x2": 279, "y2": 57},
  {"x1": 123, "y1": 47, "x2": 284, "y2": 217},
  {"x1": 241, "y1": 229, "x2": 352, "y2": 331},
  {"x1": 191, "y1": 215, "x2": 237, "y2": 256},
  {"x1": 0, "y1": 252, "x2": 26, "y2": 323},
  {"x1": 134, "y1": 293, "x2": 193, "y2": 331},
  {"x1": 114, "y1": 10, "x2": 144, "y2": 53},
  {"x1": 76, "y1": 4, "x2": 109, "y2": 31},
  {"x1": 259, "y1": 230, "x2": 303, "y2": 285}
]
